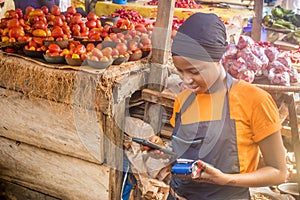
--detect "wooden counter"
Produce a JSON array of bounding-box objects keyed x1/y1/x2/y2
[{"x1": 0, "y1": 52, "x2": 149, "y2": 199}]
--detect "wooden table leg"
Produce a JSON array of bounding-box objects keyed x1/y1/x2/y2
[{"x1": 284, "y1": 93, "x2": 300, "y2": 199}]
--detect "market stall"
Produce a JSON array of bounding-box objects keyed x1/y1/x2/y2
[
  {"x1": 1, "y1": 0, "x2": 300, "y2": 199},
  {"x1": 0, "y1": 50, "x2": 150, "y2": 199}
]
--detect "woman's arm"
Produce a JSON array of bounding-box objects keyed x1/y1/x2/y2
[{"x1": 194, "y1": 131, "x2": 287, "y2": 187}]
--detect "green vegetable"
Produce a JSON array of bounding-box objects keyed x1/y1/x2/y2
[{"x1": 271, "y1": 6, "x2": 284, "y2": 18}]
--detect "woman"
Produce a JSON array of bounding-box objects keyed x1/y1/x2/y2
[{"x1": 152, "y1": 12, "x2": 287, "y2": 200}]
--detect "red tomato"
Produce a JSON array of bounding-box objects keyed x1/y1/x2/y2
[
  {"x1": 51, "y1": 5, "x2": 61, "y2": 16},
  {"x1": 74, "y1": 44, "x2": 86, "y2": 55},
  {"x1": 48, "y1": 43, "x2": 62, "y2": 53},
  {"x1": 67, "y1": 6, "x2": 76, "y2": 15},
  {"x1": 86, "y1": 43, "x2": 95, "y2": 52},
  {"x1": 87, "y1": 13, "x2": 97, "y2": 21},
  {"x1": 25, "y1": 6, "x2": 35, "y2": 15},
  {"x1": 41, "y1": 6, "x2": 49, "y2": 15},
  {"x1": 8, "y1": 26, "x2": 25, "y2": 38},
  {"x1": 51, "y1": 26, "x2": 64, "y2": 38}
]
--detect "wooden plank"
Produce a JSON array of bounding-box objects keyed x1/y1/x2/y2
[
  {"x1": 0, "y1": 88, "x2": 104, "y2": 164},
  {"x1": 113, "y1": 71, "x2": 148, "y2": 104},
  {"x1": 105, "y1": 99, "x2": 125, "y2": 200},
  {"x1": 0, "y1": 179, "x2": 59, "y2": 200},
  {"x1": 198, "y1": 0, "x2": 254, "y2": 6},
  {"x1": 251, "y1": 0, "x2": 263, "y2": 41},
  {"x1": 142, "y1": 89, "x2": 175, "y2": 108},
  {"x1": 0, "y1": 137, "x2": 110, "y2": 200}
]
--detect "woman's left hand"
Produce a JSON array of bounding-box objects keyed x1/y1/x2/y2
[{"x1": 191, "y1": 160, "x2": 230, "y2": 185}]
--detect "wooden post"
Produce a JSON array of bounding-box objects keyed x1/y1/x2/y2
[
  {"x1": 145, "y1": 0, "x2": 176, "y2": 135},
  {"x1": 148, "y1": 0, "x2": 176, "y2": 91},
  {"x1": 251, "y1": 0, "x2": 263, "y2": 41},
  {"x1": 285, "y1": 93, "x2": 300, "y2": 199}
]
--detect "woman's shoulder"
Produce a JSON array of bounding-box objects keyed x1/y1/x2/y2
[{"x1": 232, "y1": 80, "x2": 270, "y2": 96}]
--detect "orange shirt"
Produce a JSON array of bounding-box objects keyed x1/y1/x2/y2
[{"x1": 170, "y1": 80, "x2": 281, "y2": 173}]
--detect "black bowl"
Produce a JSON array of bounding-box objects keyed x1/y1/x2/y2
[
  {"x1": 87, "y1": 59, "x2": 113, "y2": 69},
  {"x1": 102, "y1": 41, "x2": 119, "y2": 48},
  {"x1": 81, "y1": 40, "x2": 102, "y2": 47},
  {"x1": 65, "y1": 57, "x2": 83, "y2": 66},
  {"x1": 43, "y1": 54, "x2": 66, "y2": 64},
  {"x1": 112, "y1": 55, "x2": 129, "y2": 65},
  {"x1": 100, "y1": 15, "x2": 120, "y2": 26},
  {"x1": 44, "y1": 40, "x2": 69, "y2": 49},
  {"x1": 110, "y1": 27, "x2": 128, "y2": 34},
  {"x1": 23, "y1": 49, "x2": 45, "y2": 58}
]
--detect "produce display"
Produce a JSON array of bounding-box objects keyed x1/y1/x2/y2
[
  {"x1": 147, "y1": 0, "x2": 202, "y2": 9},
  {"x1": 0, "y1": 5, "x2": 153, "y2": 68},
  {"x1": 222, "y1": 35, "x2": 299, "y2": 86},
  {"x1": 263, "y1": 6, "x2": 300, "y2": 45}
]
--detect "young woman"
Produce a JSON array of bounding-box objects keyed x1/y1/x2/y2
[{"x1": 154, "y1": 12, "x2": 287, "y2": 200}]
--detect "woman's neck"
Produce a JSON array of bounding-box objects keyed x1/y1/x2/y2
[{"x1": 206, "y1": 69, "x2": 227, "y2": 94}]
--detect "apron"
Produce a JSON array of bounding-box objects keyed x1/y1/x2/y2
[{"x1": 168, "y1": 74, "x2": 250, "y2": 200}]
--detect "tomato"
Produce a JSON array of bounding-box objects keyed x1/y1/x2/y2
[
  {"x1": 89, "y1": 55, "x2": 99, "y2": 62},
  {"x1": 15, "y1": 8, "x2": 23, "y2": 19},
  {"x1": 53, "y1": 16, "x2": 63, "y2": 26},
  {"x1": 32, "y1": 29, "x2": 47, "y2": 37},
  {"x1": 46, "y1": 14, "x2": 55, "y2": 22},
  {"x1": 86, "y1": 20, "x2": 97, "y2": 29},
  {"x1": 48, "y1": 43, "x2": 62, "y2": 53},
  {"x1": 71, "y1": 24, "x2": 81, "y2": 33},
  {"x1": 25, "y1": 6, "x2": 35, "y2": 15},
  {"x1": 29, "y1": 40, "x2": 38, "y2": 49},
  {"x1": 8, "y1": 26, "x2": 25, "y2": 38},
  {"x1": 135, "y1": 24, "x2": 147, "y2": 33},
  {"x1": 17, "y1": 35, "x2": 31, "y2": 43},
  {"x1": 62, "y1": 25, "x2": 71, "y2": 34},
  {"x1": 6, "y1": 18, "x2": 19, "y2": 29},
  {"x1": 29, "y1": 9, "x2": 44, "y2": 17},
  {"x1": 33, "y1": 21, "x2": 47, "y2": 30},
  {"x1": 33, "y1": 37, "x2": 44, "y2": 46},
  {"x1": 111, "y1": 48, "x2": 119, "y2": 58},
  {"x1": 87, "y1": 13, "x2": 97, "y2": 21},
  {"x1": 41, "y1": 6, "x2": 49, "y2": 15},
  {"x1": 80, "y1": 53, "x2": 87, "y2": 61},
  {"x1": 89, "y1": 33, "x2": 101, "y2": 41},
  {"x1": 71, "y1": 15, "x2": 82, "y2": 24},
  {"x1": 128, "y1": 40, "x2": 138, "y2": 51},
  {"x1": 51, "y1": 26, "x2": 64, "y2": 38},
  {"x1": 140, "y1": 37, "x2": 151, "y2": 45},
  {"x1": 101, "y1": 47, "x2": 112, "y2": 57},
  {"x1": 67, "y1": 6, "x2": 76, "y2": 15},
  {"x1": 86, "y1": 43, "x2": 95, "y2": 52},
  {"x1": 116, "y1": 42, "x2": 128, "y2": 54},
  {"x1": 92, "y1": 48, "x2": 103, "y2": 59},
  {"x1": 5, "y1": 10, "x2": 19, "y2": 19},
  {"x1": 51, "y1": 5, "x2": 61, "y2": 16},
  {"x1": 74, "y1": 44, "x2": 86, "y2": 55}
]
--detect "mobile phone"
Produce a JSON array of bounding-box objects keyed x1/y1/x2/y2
[{"x1": 132, "y1": 137, "x2": 177, "y2": 156}]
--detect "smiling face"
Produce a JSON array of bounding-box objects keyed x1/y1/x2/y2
[{"x1": 173, "y1": 56, "x2": 226, "y2": 94}]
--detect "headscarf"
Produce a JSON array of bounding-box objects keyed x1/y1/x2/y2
[{"x1": 171, "y1": 12, "x2": 228, "y2": 62}]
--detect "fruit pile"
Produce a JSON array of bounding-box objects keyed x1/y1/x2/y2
[{"x1": 0, "y1": 5, "x2": 154, "y2": 67}]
